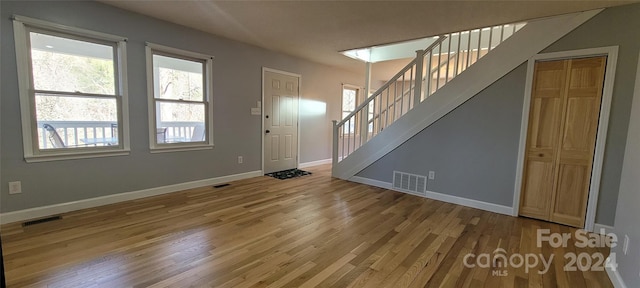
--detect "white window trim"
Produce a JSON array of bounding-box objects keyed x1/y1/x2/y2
[
  {"x1": 145, "y1": 42, "x2": 214, "y2": 153},
  {"x1": 12, "y1": 15, "x2": 130, "y2": 163},
  {"x1": 341, "y1": 84, "x2": 361, "y2": 113}
]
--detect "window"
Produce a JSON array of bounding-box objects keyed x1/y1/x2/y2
[
  {"x1": 341, "y1": 85, "x2": 374, "y2": 135},
  {"x1": 13, "y1": 16, "x2": 129, "y2": 162},
  {"x1": 146, "y1": 43, "x2": 213, "y2": 152},
  {"x1": 342, "y1": 85, "x2": 360, "y2": 134}
]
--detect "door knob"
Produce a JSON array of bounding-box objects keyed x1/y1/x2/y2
[{"x1": 265, "y1": 130, "x2": 270, "y2": 133}]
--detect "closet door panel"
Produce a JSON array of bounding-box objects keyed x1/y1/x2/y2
[
  {"x1": 550, "y1": 56, "x2": 606, "y2": 227},
  {"x1": 519, "y1": 60, "x2": 567, "y2": 220}
]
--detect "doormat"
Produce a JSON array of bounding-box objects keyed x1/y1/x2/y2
[{"x1": 265, "y1": 169, "x2": 312, "y2": 180}]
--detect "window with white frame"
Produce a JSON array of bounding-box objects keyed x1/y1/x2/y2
[
  {"x1": 13, "y1": 16, "x2": 129, "y2": 162},
  {"x1": 342, "y1": 85, "x2": 359, "y2": 134},
  {"x1": 146, "y1": 43, "x2": 213, "y2": 151}
]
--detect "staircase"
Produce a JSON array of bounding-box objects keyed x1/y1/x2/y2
[{"x1": 332, "y1": 9, "x2": 602, "y2": 179}]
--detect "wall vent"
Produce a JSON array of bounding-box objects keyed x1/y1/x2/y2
[
  {"x1": 392, "y1": 171, "x2": 427, "y2": 196},
  {"x1": 22, "y1": 215, "x2": 62, "y2": 227}
]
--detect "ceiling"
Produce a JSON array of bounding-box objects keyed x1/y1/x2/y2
[{"x1": 100, "y1": 0, "x2": 636, "y2": 74}]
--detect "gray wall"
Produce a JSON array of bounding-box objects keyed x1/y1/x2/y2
[
  {"x1": 542, "y1": 5, "x2": 640, "y2": 226},
  {"x1": 611, "y1": 51, "x2": 640, "y2": 287},
  {"x1": 357, "y1": 4, "x2": 640, "y2": 225},
  {"x1": 358, "y1": 64, "x2": 527, "y2": 207},
  {"x1": 0, "y1": 1, "x2": 363, "y2": 213}
]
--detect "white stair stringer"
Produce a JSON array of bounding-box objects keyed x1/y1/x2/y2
[{"x1": 333, "y1": 9, "x2": 602, "y2": 180}]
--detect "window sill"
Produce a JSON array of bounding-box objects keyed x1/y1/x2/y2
[
  {"x1": 150, "y1": 144, "x2": 214, "y2": 154},
  {"x1": 25, "y1": 149, "x2": 131, "y2": 163}
]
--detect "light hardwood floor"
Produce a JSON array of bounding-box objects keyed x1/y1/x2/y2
[{"x1": 1, "y1": 165, "x2": 612, "y2": 287}]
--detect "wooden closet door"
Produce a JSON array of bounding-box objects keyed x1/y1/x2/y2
[
  {"x1": 519, "y1": 60, "x2": 568, "y2": 220},
  {"x1": 520, "y1": 56, "x2": 606, "y2": 228},
  {"x1": 550, "y1": 57, "x2": 606, "y2": 227}
]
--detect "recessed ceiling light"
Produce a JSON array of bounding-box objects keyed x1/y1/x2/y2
[{"x1": 45, "y1": 45, "x2": 54, "y2": 48}]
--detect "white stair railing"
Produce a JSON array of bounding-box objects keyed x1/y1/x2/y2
[{"x1": 333, "y1": 22, "x2": 526, "y2": 164}]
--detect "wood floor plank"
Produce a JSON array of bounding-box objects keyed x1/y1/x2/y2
[{"x1": 1, "y1": 164, "x2": 613, "y2": 287}]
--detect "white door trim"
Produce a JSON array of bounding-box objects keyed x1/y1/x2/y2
[
  {"x1": 512, "y1": 46, "x2": 619, "y2": 231},
  {"x1": 261, "y1": 67, "x2": 302, "y2": 174}
]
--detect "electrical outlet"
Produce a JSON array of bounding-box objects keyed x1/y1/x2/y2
[
  {"x1": 428, "y1": 171, "x2": 435, "y2": 180},
  {"x1": 9, "y1": 181, "x2": 22, "y2": 194},
  {"x1": 623, "y1": 235, "x2": 630, "y2": 255},
  {"x1": 238, "y1": 156, "x2": 243, "y2": 164}
]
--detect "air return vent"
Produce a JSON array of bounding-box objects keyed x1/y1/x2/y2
[
  {"x1": 393, "y1": 171, "x2": 427, "y2": 196},
  {"x1": 22, "y1": 215, "x2": 62, "y2": 227}
]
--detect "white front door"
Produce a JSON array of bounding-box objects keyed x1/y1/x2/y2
[{"x1": 263, "y1": 70, "x2": 299, "y2": 174}]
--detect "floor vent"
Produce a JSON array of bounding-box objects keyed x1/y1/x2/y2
[
  {"x1": 392, "y1": 171, "x2": 427, "y2": 196},
  {"x1": 22, "y1": 215, "x2": 62, "y2": 227},
  {"x1": 213, "y1": 183, "x2": 230, "y2": 188}
]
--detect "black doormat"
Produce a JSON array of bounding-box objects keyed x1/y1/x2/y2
[{"x1": 265, "y1": 168, "x2": 312, "y2": 180}]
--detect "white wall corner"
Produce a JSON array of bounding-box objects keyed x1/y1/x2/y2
[{"x1": 0, "y1": 170, "x2": 263, "y2": 225}]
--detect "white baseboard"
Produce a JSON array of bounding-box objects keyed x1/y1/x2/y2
[
  {"x1": 595, "y1": 224, "x2": 624, "y2": 288},
  {"x1": 0, "y1": 170, "x2": 263, "y2": 225},
  {"x1": 299, "y1": 158, "x2": 332, "y2": 169},
  {"x1": 606, "y1": 264, "x2": 627, "y2": 288},
  {"x1": 423, "y1": 190, "x2": 514, "y2": 216},
  {"x1": 350, "y1": 176, "x2": 393, "y2": 190},
  {"x1": 594, "y1": 223, "x2": 615, "y2": 235},
  {"x1": 348, "y1": 176, "x2": 513, "y2": 215}
]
